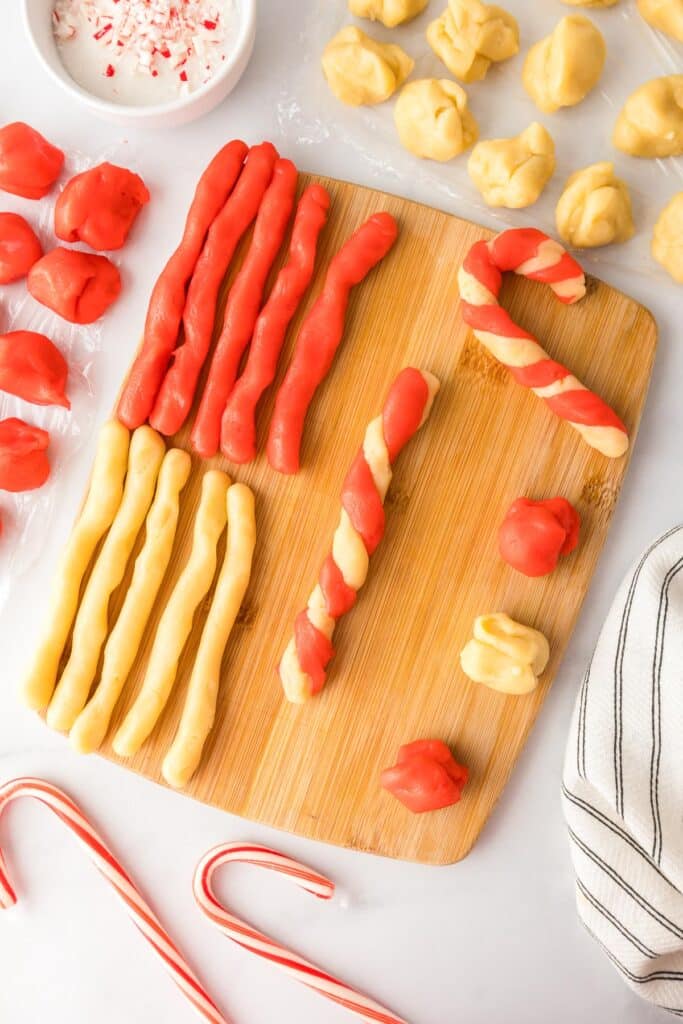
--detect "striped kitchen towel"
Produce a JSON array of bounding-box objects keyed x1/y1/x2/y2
[{"x1": 563, "y1": 525, "x2": 683, "y2": 1015}]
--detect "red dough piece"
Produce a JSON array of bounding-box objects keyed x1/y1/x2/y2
[
  {"x1": 0, "y1": 331, "x2": 69, "y2": 408},
  {"x1": 54, "y1": 162, "x2": 150, "y2": 251},
  {"x1": 381, "y1": 740, "x2": 469, "y2": 814},
  {"x1": 0, "y1": 123, "x2": 64, "y2": 199},
  {"x1": 0, "y1": 418, "x2": 50, "y2": 492},
  {"x1": 499, "y1": 497, "x2": 580, "y2": 577},
  {"x1": 28, "y1": 248, "x2": 121, "y2": 324},
  {"x1": 0, "y1": 213, "x2": 42, "y2": 283}
]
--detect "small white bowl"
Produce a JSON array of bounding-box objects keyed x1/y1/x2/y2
[{"x1": 22, "y1": 0, "x2": 257, "y2": 130}]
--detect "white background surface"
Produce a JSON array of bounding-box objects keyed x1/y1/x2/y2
[{"x1": 1, "y1": 2, "x2": 681, "y2": 1022}]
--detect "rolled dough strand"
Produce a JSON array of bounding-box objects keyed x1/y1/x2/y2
[
  {"x1": 280, "y1": 367, "x2": 438, "y2": 703},
  {"x1": 457, "y1": 228, "x2": 629, "y2": 458},
  {"x1": 220, "y1": 184, "x2": 331, "y2": 465},
  {"x1": 46, "y1": 427, "x2": 166, "y2": 733},
  {"x1": 150, "y1": 142, "x2": 279, "y2": 438},
  {"x1": 113, "y1": 469, "x2": 230, "y2": 758},
  {"x1": 190, "y1": 158, "x2": 298, "y2": 459},
  {"x1": 162, "y1": 483, "x2": 256, "y2": 789},
  {"x1": 266, "y1": 211, "x2": 399, "y2": 475},
  {"x1": 69, "y1": 448, "x2": 192, "y2": 755},
  {"x1": 21, "y1": 420, "x2": 130, "y2": 711},
  {"x1": 118, "y1": 140, "x2": 248, "y2": 429}
]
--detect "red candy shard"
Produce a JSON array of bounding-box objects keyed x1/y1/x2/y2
[
  {"x1": 0, "y1": 212, "x2": 43, "y2": 283},
  {"x1": 499, "y1": 496, "x2": 581, "y2": 577},
  {"x1": 54, "y1": 161, "x2": 150, "y2": 251},
  {"x1": 0, "y1": 418, "x2": 50, "y2": 492},
  {"x1": 0, "y1": 331, "x2": 69, "y2": 408},
  {"x1": 28, "y1": 248, "x2": 121, "y2": 324},
  {"x1": 381, "y1": 739, "x2": 469, "y2": 814},
  {"x1": 0, "y1": 122, "x2": 64, "y2": 199}
]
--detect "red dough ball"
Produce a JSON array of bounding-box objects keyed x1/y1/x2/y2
[
  {"x1": 28, "y1": 248, "x2": 121, "y2": 325},
  {"x1": 499, "y1": 497, "x2": 580, "y2": 577},
  {"x1": 0, "y1": 122, "x2": 64, "y2": 199},
  {"x1": 0, "y1": 212, "x2": 43, "y2": 283},
  {"x1": 55, "y1": 162, "x2": 150, "y2": 251},
  {"x1": 0, "y1": 417, "x2": 50, "y2": 492},
  {"x1": 381, "y1": 739, "x2": 469, "y2": 813}
]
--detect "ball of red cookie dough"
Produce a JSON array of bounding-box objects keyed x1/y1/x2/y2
[
  {"x1": 28, "y1": 248, "x2": 121, "y2": 324},
  {"x1": 0, "y1": 122, "x2": 64, "y2": 199},
  {"x1": 499, "y1": 497, "x2": 580, "y2": 577},
  {"x1": 0, "y1": 212, "x2": 42, "y2": 283},
  {"x1": 55, "y1": 162, "x2": 150, "y2": 251}
]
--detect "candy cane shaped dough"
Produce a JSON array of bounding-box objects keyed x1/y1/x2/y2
[
  {"x1": 46, "y1": 427, "x2": 166, "y2": 733},
  {"x1": 162, "y1": 483, "x2": 256, "y2": 789},
  {"x1": 21, "y1": 420, "x2": 130, "y2": 711},
  {"x1": 69, "y1": 448, "x2": 192, "y2": 755},
  {"x1": 113, "y1": 469, "x2": 230, "y2": 758}
]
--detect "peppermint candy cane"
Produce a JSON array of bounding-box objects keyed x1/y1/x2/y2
[
  {"x1": 194, "y1": 842, "x2": 410, "y2": 1024},
  {"x1": 457, "y1": 228, "x2": 629, "y2": 459},
  {"x1": 0, "y1": 778, "x2": 228, "y2": 1024}
]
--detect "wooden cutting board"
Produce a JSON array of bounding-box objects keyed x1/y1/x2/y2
[{"x1": 70, "y1": 174, "x2": 656, "y2": 864}]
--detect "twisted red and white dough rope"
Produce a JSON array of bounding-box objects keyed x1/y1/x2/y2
[
  {"x1": 457, "y1": 228, "x2": 629, "y2": 459},
  {"x1": 0, "y1": 778, "x2": 227, "y2": 1024},
  {"x1": 279, "y1": 367, "x2": 438, "y2": 703},
  {"x1": 194, "y1": 842, "x2": 410, "y2": 1024}
]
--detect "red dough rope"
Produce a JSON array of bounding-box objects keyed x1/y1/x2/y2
[
  {"x1": 194, "y1": 842, "x2": 410, "y2": 1024},
  {"x1": 0, "y1": 778, "x2": 227, "y2": 1024},
  {"x1": 458, "y1": 228, "x2": 629, "y2": 459},
  {"x1": 280, "y1": 367, "x2": 438, "y2": 703}
]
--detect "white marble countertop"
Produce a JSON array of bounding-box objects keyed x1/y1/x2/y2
[{"x1": 0, "y1": 3, "x2": 680, "y2": 1022}]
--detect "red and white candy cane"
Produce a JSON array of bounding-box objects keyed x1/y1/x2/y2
[
  {"x1": 194, "y1": 842, "x2": 410, "y2": 1024},
  {"x1": 0, "y1": 778, "x2": 228, "y2": 1024},
  {"x1": 457, "y1": 227, "x2": 629, "y2": 459}
]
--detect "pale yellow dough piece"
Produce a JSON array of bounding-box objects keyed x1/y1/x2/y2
[
  {"x1": 637, "y1": 0, "x2": 683, "y2": 41},
  {"x1": 426, "y1": 0, "x2": 519, "y2": 83},
  {"x1": 322, "y1": 26, "x2": 413, "y2": 106},
  {"x1": 556, "y1": 162, "x2": 634, "y2": 248},
  {"x1": 523, "y1": 15, "x2": 606, "y2": 114},
  {"x1": 460, "y1": 613, "x2": 549, "y2": 695},
  {"x1": 348, "y1": 0, "x2": 430, "y2": 27},
  {"x1": 69, "y1": 448, "x2": 192, "y2": 755},
  {"x1": 162, "y1": 483, "x2": 256, "y2": 789},
  {"x1": 394, "y1": 78, "x2": 478, "y2": 161},
  {"x1": 613, "y1": 76, "x2": 683, "y2": 158},
  {"x1": 21, "y1": 420, "x2": 130, "y2": 711},
  {"x1": 467, "y1": 122, "x2": 555, "y2": 209},
  {"x1": 652, "y1": 193, "x2": 683, "y2": 283},
  {"x1": 113, "y1": 469, "x2": 230, "y2": 758},
  {"x1": 46, "y1": 426, "x2": 165, "y2": 733}
]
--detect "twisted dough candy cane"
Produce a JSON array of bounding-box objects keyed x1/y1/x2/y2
[
  {"x1": 0, "y1": 778, "x2": 227, "y2": 1024},
  {"x1": 191, "y1": 157, "x2": 298, "y2": 458},
  {"x1": 280, "y1": 367, "x2": 438, "y2": 703},
  {"x1": 70, "y1": 447, "x2": 192, "y2": 755},
  {"x1": 220, "y1": 184, "x2": 331, "y2": 464},
  {"x1": 113, "y1": 469, "x2": 230, "y2": 758},
  {"x1": 46, "y1": 426, "x2": 166, "y2": 733},
  {"x1": 194, "y1": 842, "x2": 409, "y2": 1024},
  {"x1": 150, "y1": 142, "x2": 279, "y2": 438},
  {"x1": 163, "y1": 483, "x2": 256, "y2": 789},
  {"x1": 118, "y1": 139, "x2": 248, "y2": 429},
  {"x1": 267, "y1": 211, "x2": 399, "y2": 475},
  {"x1": 457, "y1": 228, "x2": 629, "y2": 458},
  {"x1": 22, "y1": 420, "x2": 130, "y2": 711}
]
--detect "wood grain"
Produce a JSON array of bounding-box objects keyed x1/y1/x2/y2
[{"x1": 54, "y1": 174, "x2": 657, "y2": 864}]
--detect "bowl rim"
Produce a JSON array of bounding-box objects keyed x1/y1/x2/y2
[{"x1": 21, "y1": 0, "x2": 257, "y2": 118}]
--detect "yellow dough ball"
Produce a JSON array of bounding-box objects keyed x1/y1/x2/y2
[
  {"x1": 426, "y1": 0, "x2": 519, "y2": 84},
  {"x1": 394, "y1": 78, "x2": 479, "y2": 160},
  {"x1": 348, "y1": 0, "x2": 430, "y2": 27},
  {"x1": 523, "y1": 15, "x2": 606, "y2": 113},
  {"x1": 556, "y1": 162, "x2": 634, "y2": 248},
  {"x1": 637, "y1": 0, "x2": 683, "y2": 42},
  {"x1": 460, "y1": 613, "x2": 550, "y2": 696},
  {"x1": 613, "y1": 76, "x2": 683, "y2": 157},
  {"x1": 652, "y1": 193, "x2": 683, "y2": 283},
  {"x1": 321, "y1": 26, "x2": 414, "y2": 106},
  {"x1": 467, "y1": 123, "x2": 556, "y2": 208}
]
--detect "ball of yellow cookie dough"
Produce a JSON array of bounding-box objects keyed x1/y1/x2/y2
[
  {"x1": 394, "y1": 78, "x2": 479, "y2": 160},
  {"x1": 523, "y1": 15, "x2": 606, "y2": 114},
  {"x1": 652, "y1": 193, "x2": 683, "y2": 283},
  {"x1": 321, "y1": 26, "x2": 414, "y2": 106},
  {"x1": 637, "y1": 0, "x2": 683, "y2": 42},
  {"x1": 426, "y1": 0, "x2": 519, "y2": 84},
  {"x1": 614, "y1": 76, "x2": 683, "y2": 157},
  {"x1": 467, "y1": 122, "x2": 555, "y2": 208},
  {"x1": 556, "y1": 163, "x2": 634, "y2": 248},
  {"x1": 460, "y1": 613, "x2": 550, "y2": 696},
  {"x1": 348, "y1": 0, "x2": 430, "y2": 27}
]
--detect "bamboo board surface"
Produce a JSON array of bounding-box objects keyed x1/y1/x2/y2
[{"x1": 65, "y1": 174, "x2": 656, "y2": 864}]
